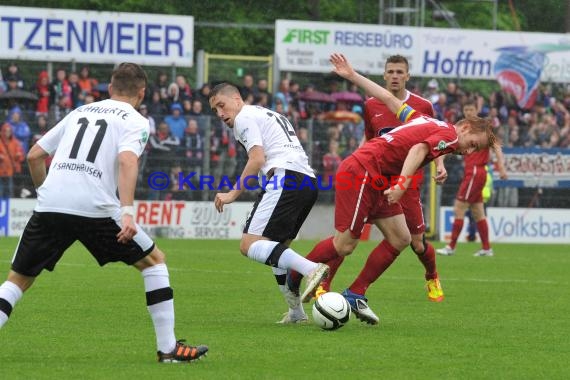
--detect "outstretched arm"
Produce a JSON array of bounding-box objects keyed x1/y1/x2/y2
[
  {"x1": 330, "y1": 53, "x2": 404, "y2": 115},
  {"x1": 384, "y1": 142, "x2": 429, "y2": 204}
]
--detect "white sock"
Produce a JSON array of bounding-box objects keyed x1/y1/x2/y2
[
  {"x1": 247, "y1": 240, "x2": 278, "y2": 263},
  {"x1": 247, "y1": 240, "x2": 318, "y2": 275},
  {"x1": 0, "y1": 281, "x2": 23, "y2": 328},
  {"x1": 272, "y1": 267, "x2": 303, "y2": 314},
  {"x1": 277, "y1": 249, "x2": 318, "y2": 276},
  {"x1": 142, "y1": 264, "x2": 176, "y2": 353}
]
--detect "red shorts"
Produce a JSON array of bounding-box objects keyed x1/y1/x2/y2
[
  {"x1": 334, "y1": 156, "x2": 402, "y2": 238},
  {"x1": 456, "y1": 166, "x2": 486, "y2": 203}
]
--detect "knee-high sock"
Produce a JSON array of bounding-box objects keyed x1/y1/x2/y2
[
  {"x1": 247, "y1": 240, "x2": 317, "y2": 276},
  {"x1": 449, "y1": 219, "x2": 464, "y2": 249},
  {"x1": 477, "y1": 219, "x2": 491, "y2": 250},
  {"x1": 0, "y1": 281, "x2": 23, "y2": 328},
  {"x1": 415, "y1": 242, "x2": 438, "y2": 280},
  {"x1": 349, "y1": 240, "x2": 400, "y2": 295},
  {"x1": 289, "y1": 236, "x2": 341, "y2": 289},
  {"x1": 142, "y1": 264, "x2": 176, "y2": 353}
]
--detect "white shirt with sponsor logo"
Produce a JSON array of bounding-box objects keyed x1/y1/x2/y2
[
  {"x1": 36, "y1": 99, "x2": 149, "y2": 217},
  {"x1": 234, "y1": 105, "x2": 315, "y2": 177}
]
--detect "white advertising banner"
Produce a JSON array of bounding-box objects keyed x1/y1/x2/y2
[
  {"x1": 1, "y1": 199, "x2": 251, "y2": 239},
  {"x1": 134, "y1": 201, "x2": 251, "y2": 239},
  {"x1": 0, "y1": 6, "x2": 194, "y2": 67},
  {"x1": 1, "y1": 199, "x2": 35, "y2": 237},
  {"x1": 275, "y1": 19, "x2": 570, "y2": 83},
  {"x1": 439, "y1": 206, "x2": 570, "y2": 244}
]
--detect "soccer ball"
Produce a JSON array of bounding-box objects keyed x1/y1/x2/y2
[{"x1": 312, "y1": 292, "x2": 351, "y2": 330}]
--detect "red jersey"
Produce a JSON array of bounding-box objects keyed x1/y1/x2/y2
[
  {"x1": 364, "y1": 90, "x2": 435, "y2": 140},
  {"x1": 463, "y1": 148, "x2": 490, "y2": 173},
  {"x1": 352, "y1": 112, "x2": 458, "y2": 177}
]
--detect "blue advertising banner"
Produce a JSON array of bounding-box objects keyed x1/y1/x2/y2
[{"x1": 0, "y1": 199, "x2": 8, "y2": 237}]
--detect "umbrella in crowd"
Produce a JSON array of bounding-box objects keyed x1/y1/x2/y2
[
  {"x1": 298, "y1": 90, "x2": 336, "y2": 103},
  {"x1": 330, "y1": 91, "x2": 363, "y2": 103},
  {"x1": 0, "y1": 89, "x2": 38, "y2": 101},
  {"x1": 323, "y1": 110, "x2": 362, "y2": 123}
]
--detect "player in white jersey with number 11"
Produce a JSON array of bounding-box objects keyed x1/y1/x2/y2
[
  {"x1": 0, "y1": 63, "x2": 208, "y2": 363},
  {"x1": 209, "y1": 83, "x2": 329, "y2": 324}
]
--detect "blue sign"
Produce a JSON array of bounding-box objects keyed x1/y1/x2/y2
[{"x1": 0, "y1": 199, "x2": 9, "y2": 236}]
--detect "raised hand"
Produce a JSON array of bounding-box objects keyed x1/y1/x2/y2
[{"x1": 329, "y1": 53, "x2": 356, "y2": 80}]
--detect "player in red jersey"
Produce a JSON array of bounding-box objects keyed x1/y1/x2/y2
[
  {"x1": 310, "y1": 55, "x2": 447, "y2": 303},
  {"x1": 437, "y1": 100, "x2": 507, "y2": 257},
  {"x1": 288, "y1": 53, "x2": 496, "y2": 324}
]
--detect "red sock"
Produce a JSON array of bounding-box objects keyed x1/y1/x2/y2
[
  {"x1": 320, "y1": 255, "x2": 345, "y2": 291},
  {"x1": 449, "y1": 219, "x2": 464, "y2": 249},
  {"x1": 349, "y1": 240, "x2": 400, "y2": 295},
  {"x1": 417, "y1": 242, "x2": 438, "y2": 280},
  {"x1": 289, "y1": 236, "x2": 339, "y2": 286},
  {"x1": 476, "y1": 219, "x2": 490, "y2": 250}
]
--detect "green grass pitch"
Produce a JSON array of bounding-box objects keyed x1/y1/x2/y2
[{"x1": 0, "y1": 238, "x2": 568, "y2": 379}]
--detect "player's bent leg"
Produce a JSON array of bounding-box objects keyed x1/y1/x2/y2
[
  {"x1": 240, "y1": 234, "x2": 328, "y2": 302},
  {"x1": 287, "y1": 235, "x2": 346, "y2": 297},
  {"x1": 295, "y1": 230, "x2": 358, "y2": 302},
  {"x1": 6, "y1": 270, "x2": 36, "y2": 292},
  {"x1": 332, "y1": 229, "x2": 360, "y2": 256},
  {"x1": 410, "y1": 234, "x2": 444, "y2": 302},
  {"x1": 0, "y1": 271, "x2": 31, "y2": 328},
  {"x1": 133, "y1": 246, "x2": 166, "y2": 271},
  {"x1": 341, "y1": 215, "x2": 408, "y2": 325}
]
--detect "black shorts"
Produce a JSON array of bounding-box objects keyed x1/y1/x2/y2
[
  {"x1": 11, "y1": 212, "x2": 155, "y2": 277},
  {"x1": 243, "y1": 168, "x2": 318, "y2": 242}
]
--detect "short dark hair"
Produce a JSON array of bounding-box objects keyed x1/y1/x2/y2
[
  {"x1": 111, "y1": 63, "x2": 147, "y2": 97},
  {"x1": 385, "y1": 55, "x2": 409, "y2": 71},
  {"x1": 209, "y1": 82, "x2": 240, "y2": 100},
  {"x1": 463, "y1": 99, "x2": 477, "y2": 109}
]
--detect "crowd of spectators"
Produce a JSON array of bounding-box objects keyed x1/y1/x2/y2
[{"x1": 1, "y1": 61, "x2": 569, "y2": 202}]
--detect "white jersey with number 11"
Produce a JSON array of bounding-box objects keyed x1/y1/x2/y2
[{"x1": 35, "y1": 99, "x2": 149, "y2": 218}]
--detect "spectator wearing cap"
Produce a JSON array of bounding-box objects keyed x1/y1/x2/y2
[{"x1": 164, "y1": 103, "x2": 187, "y2": 140}]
